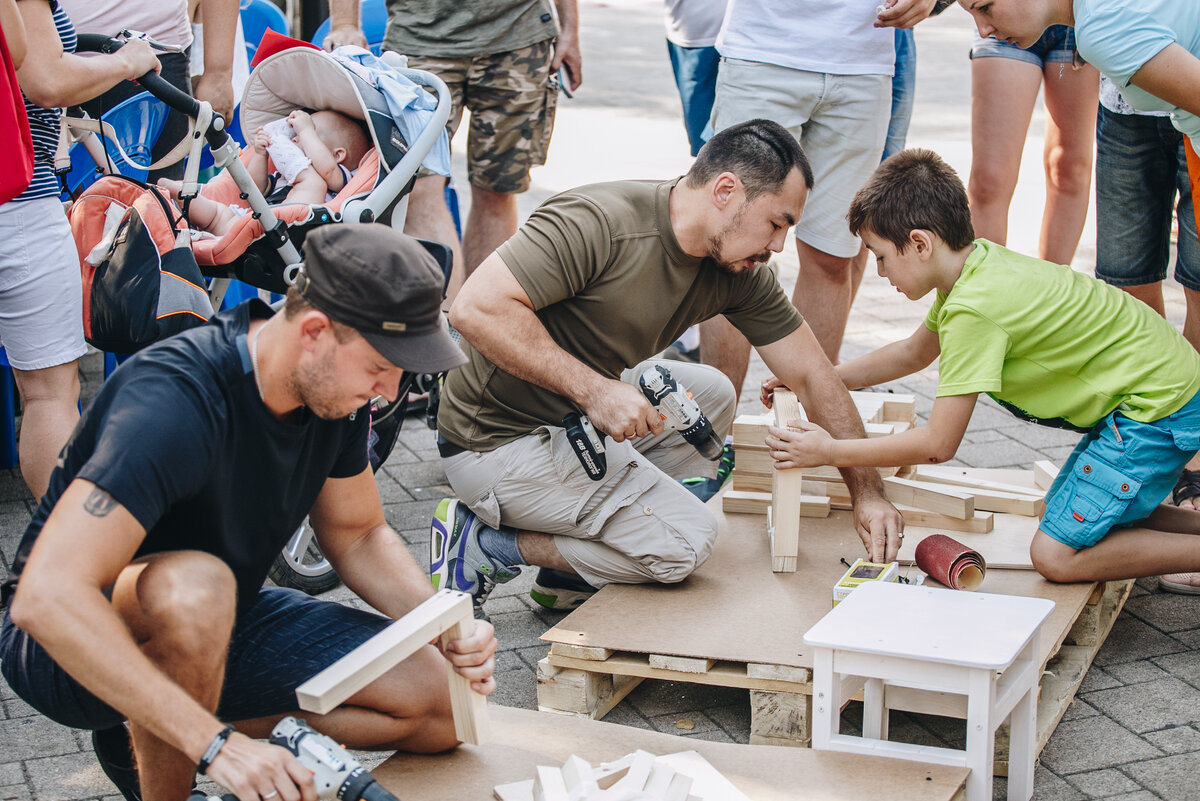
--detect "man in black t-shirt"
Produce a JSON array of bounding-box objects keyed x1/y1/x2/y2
[{"x1": 0, "y1": 226, "x2": 491, "y2": 801}]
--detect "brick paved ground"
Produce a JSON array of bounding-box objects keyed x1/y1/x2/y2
[{"x1": 2, "y1": 4, "x2": 1198, "y2": 800}]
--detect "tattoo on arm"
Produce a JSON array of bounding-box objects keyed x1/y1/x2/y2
[{"x1": 83, "y1": 488, "x2": 117, "y2": 518}]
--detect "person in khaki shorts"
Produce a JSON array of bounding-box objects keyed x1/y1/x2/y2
[
  {"x1": 325, "y1": 0, "x2": 582, "y2": 302},
  {"x1": 428, "y1": 120, "x2": 904, "y2": 614}
]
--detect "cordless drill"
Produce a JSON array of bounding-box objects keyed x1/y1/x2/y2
[
  {"x1": 187, "y1": 717, "x2": 399, "y2": 801},
  {"x1": 638, "y1": 364, "x2": 725, "y2": 460}
]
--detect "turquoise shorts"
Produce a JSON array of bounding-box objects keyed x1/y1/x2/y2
[{"x1": 1042, "y1": 390, "x2": 1200, "y2": 550}]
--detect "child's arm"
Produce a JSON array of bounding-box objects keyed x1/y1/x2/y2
[
  {"x1": 838, "y1": 322, "x2": 940, "y2": 389},
  {"x1": 288, "y1": 110, "x2": 348, "y2": 193},
  {"x1": 247, "y1": 127, "x2": 271, "y2": 194},
  {"x1": 1129, "y1": 43, "x2": 1200, "y2": 118},
  {"x1": 766, "y1": 393, "x2": 978, "y2": 469}
]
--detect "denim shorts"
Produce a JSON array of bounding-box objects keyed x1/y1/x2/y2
[
  {"x1": 0, "y1": 586, "x2": 392, "y2": 730},
  {"x1": 970, "y1": 25, "x2": 1076, "y2": 66},
  {"x1": 1095, "y1": 105, "x2": 1200, "y2": 291},
  {"x1": 1041, "y1": 390, "x2": 1200, "y2": 550}
]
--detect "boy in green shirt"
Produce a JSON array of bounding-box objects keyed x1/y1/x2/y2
[{"x1": 765, "y1": 148, "x2": 1200, "y2": 586}]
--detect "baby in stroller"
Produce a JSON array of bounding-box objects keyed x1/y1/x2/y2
[{"x1": 160, "y1": 108, "x2": 372, "y2": 237}]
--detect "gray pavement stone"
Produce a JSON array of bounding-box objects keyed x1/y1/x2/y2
[
  {"x1": 0, "y1": 785, "x2": 32, "y2": 801},
  {"x1": 1143, "y1": 725, "x2": 1200, "y2": 754},
  {"x1": 1151, "y1": 651, "x2": 1200, "y2": 687},
  {"x1": 1028, "y1": 765, "x2": 1088, "y2": 801},
  {"x1": 1061, "y1": 697, "x2": 1101, "y2": 722},
  {"x1": 1167, "y1": 627, "x2": 1200, "y2": 650},
  {"x1": 1086, "y1": 678, "x2": 1200, "y2": 733},
  {"x1": 1040, "y1": 717, "x2": 1161, "y2": 774},
  {"x1": 1065, "y1": 769, "x2": 1143, "y2": 797},
  {"x1": 0, "y1": 763, "x2": 23, "y2": 786},
  {"x1": 952, "y1": 438, "x2": 1046, "y2": 469},
  {"x1": 1124, "y1": 592, "x2": 1200, "y2": 634},
  {"x1": 705, "y1": 703, "x2": 751, "y2": 744},
  {"x1": 1092, "y1": 616, "x2": 1188, "y2": 667},
  {"x1": 1101, "y1": 794, "x2": 1162, "y2": 801},
  {"x1": 1079, "y1": 666, "x2": 1122, "y2": 693},
  {"x1": 625, "y1": 681, "x2": 743, "y2": 719},
  {"x1": 1122, "y1": 751, "x2": 1200, "y2": 801},
  {"x1": 1103, "y1": 660, "x2": 1171, "y2": 685},
  {"x1": 3, "y1": 716, "x2": 82, "y2": 763},
  {"x1": 24, "y1": 750, "x2": 111, "y2": 801}
]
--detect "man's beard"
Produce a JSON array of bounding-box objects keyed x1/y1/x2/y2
[
  {"x1": 291, "y1": 349, "x2": 359, "y2": 421},
  {"x1": 707, "y1": 203, "x2": 771, "y2": 274}
]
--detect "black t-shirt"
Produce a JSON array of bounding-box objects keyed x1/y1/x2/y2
[{"x1": 6, "y1": 301, "x2": 369, "y2": 611}]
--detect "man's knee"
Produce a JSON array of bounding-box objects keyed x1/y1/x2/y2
[
  {"x1": 645, "y1": 505, "x2": 717, "y2": 583},
  {"x1": 118, "y1": 552, "x2": 237, "y2": 649}
]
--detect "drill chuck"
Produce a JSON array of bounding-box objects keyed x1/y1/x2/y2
[{"x1": 638, "y1": 364, "x2": 725, "y2": 461}]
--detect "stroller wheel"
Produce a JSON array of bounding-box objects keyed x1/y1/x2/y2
[{"x1": 268, "y1": 519, "x2": 341, "y2": 595}]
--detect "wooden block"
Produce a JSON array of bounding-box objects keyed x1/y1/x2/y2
[
  {"x1": 560, "y1": 755, "x2": 598, "y2": 799},
  {"x1": 734, "y1": 445, "x2": 773, "y2": 473},
  {"x1": 536, "y1": 657, "x2": 642, "y2": 719},
  {"x1": 865, "y1": 422, "x2": 896, "y2": 438},
  {"x1": 732, "y1": 413, "x2": 773, "y2": 447},
  {"x1": 609, "y1": 750, "x2": 655, "y2": 794},
  {"x1": 442, "y1": 616, "x2": 491, "y2": 745},
  {"x1": 897, "y1": 505, "x2": 995, "y2": 534},
  {"x1": 910, "y1": 465, "x2": 1046, "y2": 498},
  {"x1": 882, "y1": 477, "x2": 974, "y2": 519},
  {"x1": 770, "y1": 388, "x2": 804, "y2": 574},
  {"x1": 649, "y1": 653, "x2": 716, "y2": 674},
  {"x1": 1034, "y1": 460, "x2": 1060, "y2": 490},
  {"x1": 731, "y1": 470, "x2": 773, "y2": 492},
  {"x1": 966, "y1": 488, "x2": 1046, "y2": 517},
  {"x1": 749, "y1": 690, "x2": 812, "y2": 747},
  {"x1": 722, "y1": 489, "x2": 771, "y2": 515},
  {"x1": 297, "y1": 590, "x2": 486, "y2": 745},
  {"x1": 747, "y1": 663, "x2": 812, "y2": 683},
  {"x1": 848, "y1": 391, "x2": 886, "y2": 424},
  {"x1": 549, "y1": 642, "x2": 613, "y2": 661},
  {"x1": 881, "y1": 393, "x2": 917, "y2": 424},
  {"x1": 533, "y1": 765, "x2": 569, "y2": 801},
  {"x1": 773, "y1": 389, "x2": 804, "y2": 429},
  {"x1": 645, "y1": 762, "x2": 693, "y2": 801}
]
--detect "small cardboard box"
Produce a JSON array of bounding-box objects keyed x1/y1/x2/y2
[{"x1": 833, "y1": 559, "x2": 899, "y2": 606}]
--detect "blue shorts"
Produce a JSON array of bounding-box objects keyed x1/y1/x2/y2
[
  {"x1": 0, "y1": 586, "x2": 392, "y2": 730},
  {"x1": 1095, "y1": 104, "x2": 1200, "y2": 291},
  {"x1": 1042, "y1": 391, "x2": 1200, "y2": 550},
  {"x1": 970, "y1": 25, "x2": 1076, "y2": 66}
]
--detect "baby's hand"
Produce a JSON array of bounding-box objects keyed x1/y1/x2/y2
[
  {"x1": 287, "y1": 110, "x2": 314, "y2": 134},
  {"x1": 253, "y1": 128, "x2": 271, "y2": 155}
]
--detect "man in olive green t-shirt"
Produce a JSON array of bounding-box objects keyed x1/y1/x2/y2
[
  {"x1": 325, "y1": 0, "x2": 581, "y2": 302},
  {"x1": 431, "y1": 120, "x2": 904, "y2": 613}
]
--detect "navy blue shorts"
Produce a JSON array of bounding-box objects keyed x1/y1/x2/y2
[
  {"x1": 971, "y1": 25, "x2": 1076, "y2": 66},
  {"x1": 0, "y1": 586, "x2": 392, "y2": 730}
]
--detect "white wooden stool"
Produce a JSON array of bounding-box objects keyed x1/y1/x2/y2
[{"x1": 803, "y1": 582, "x2": 1054, "y2": 801}]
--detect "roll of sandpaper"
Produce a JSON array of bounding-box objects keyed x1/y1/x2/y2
[{"x1": 913, "y1": 533, "x2": 986, "y2": 591}]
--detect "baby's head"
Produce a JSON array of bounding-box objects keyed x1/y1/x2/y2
[
  {"x1": 310, "y1": 110, "x2": 372, "y2": 169},
  {"x1": 847, "y1": 148, "x2": 975, "y2": 255}
]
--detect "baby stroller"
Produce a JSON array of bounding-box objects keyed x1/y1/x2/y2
[{"x1": 70, "y1": 33, "x2": 455, "y2": 593}]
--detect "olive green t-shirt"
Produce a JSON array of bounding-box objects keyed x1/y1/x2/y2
[
  {"x1": 382, "y1": 0, "x2": 558, "y2": 58},
  {"x1": 439, "y1": 179, "x2": 804, "y2": 451},
  {"x1": 925, "y1": 239, "x2": 1200, "y2": 430}
]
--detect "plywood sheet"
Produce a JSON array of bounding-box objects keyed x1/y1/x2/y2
[
  {"x1": 542, "y1": 493, "x2": 1091, "y2": 671},
  {"x1": 897, "y1": 513, "x2": 1040, "y2": 570},
  {"x1": 373, "y1": 706, "x2": 969, "y2": 801}
]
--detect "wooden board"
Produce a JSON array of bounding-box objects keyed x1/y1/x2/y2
[
  {"x1": 372, "y1": 706, "x2": 968, "y2": 801},
  {"x1": 882, "y1": 477, "x2": 974, "y2": 519},
  {"x1": 542, "y1": 496, "x2": 1093, "y2": 672},
  {"x1": 897, "y1": 513, "x2": 1040, "y2": 570}
]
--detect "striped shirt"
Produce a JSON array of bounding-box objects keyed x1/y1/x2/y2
[{"x1": 16, "y1": 0, "x2": 76, "y2": 202}]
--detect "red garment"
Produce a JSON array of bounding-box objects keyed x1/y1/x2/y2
[
  {"x1": 1188, "y1": 139, "x2": 1200, "y2": 252},
  {"x1": 0, "y1": 21, "x2": 34, "y2": 203}
]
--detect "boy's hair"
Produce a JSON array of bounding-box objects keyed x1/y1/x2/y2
[
  {"x1": 847, "y1": 148, "x2": 975, "y2": 252},
  {"x1": 685, "y1": 119, "x2": 814, "y2": 200}
]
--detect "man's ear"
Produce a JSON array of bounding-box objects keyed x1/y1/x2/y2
[
  {"x1": 712, "y1": 171, "x2": 740, "y2": 211},
  {"x1": 296, "y1": 310, "x2": 333, "y2": 352},
  {"x1": 910, "y1": 229, "x2": 936, "y2": 259}
]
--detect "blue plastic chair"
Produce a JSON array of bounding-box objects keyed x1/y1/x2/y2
[
  {"x1": 310, "y1": 0, "x2": 388, "y2": 55},
  {"x1": 61, "y1": 92, "x2": 170, "y2": 198}
]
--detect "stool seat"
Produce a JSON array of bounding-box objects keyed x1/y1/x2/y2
[{"x1": 803, "y1": 582, "x2": 1054, "y2": 801}]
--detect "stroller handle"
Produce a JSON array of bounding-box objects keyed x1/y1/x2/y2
[{"x1": 75, "y1": 34, "x2": 230, "y2": 152}]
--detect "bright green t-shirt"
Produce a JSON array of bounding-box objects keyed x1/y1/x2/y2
[
  {"x1": 438, "y1": 178, "x2": 804, "y2": 452},
  {"x1": 925, "y1": 240, "x2": 1200, "y2": 430}
]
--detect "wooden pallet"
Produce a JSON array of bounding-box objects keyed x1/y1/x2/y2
[{"x1": 537, "y1": 500, "x2": 1129, "y2": 773}]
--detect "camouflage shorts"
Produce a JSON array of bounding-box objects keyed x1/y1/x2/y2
[{"x1": 408, "y1": 40, "x2": 559, "y2": 194}]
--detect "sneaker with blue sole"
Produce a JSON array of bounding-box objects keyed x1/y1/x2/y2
[
  {"x1": 681, "y1": 443, "x2": 735, "y2": 502},
  {"x1": 430, "y1": 498, "x2": 521, "y2": 610},
  {"x1": 530, "y1": 567, "x2": 597, "y2": 611}
]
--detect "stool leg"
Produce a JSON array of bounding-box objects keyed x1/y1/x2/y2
[
  {"x1": 1007, "y1": 682, "x2": 1037, "y2": 801},
  {"x1": 965, "y1": 668, "x2": 996, "y2": 801},
  {"x1": 812, "y1": 648, "x2": 836, "y2": 749},
  {"x1": 863, "y1": 677, "x2": 888, "y2": 740}
]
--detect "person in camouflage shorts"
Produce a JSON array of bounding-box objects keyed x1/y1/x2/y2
[{"x1": 326, "y1": 0, "x2": 582, "y2": 301}]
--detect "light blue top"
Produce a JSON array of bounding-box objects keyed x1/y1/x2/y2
[{"x1": 1073, "y1": 0, "x2": 1200, "y2": 151}]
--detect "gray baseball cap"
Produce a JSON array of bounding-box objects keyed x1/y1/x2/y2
[{"x1": 297, "y1": 225, "x2": 467, "y2": 373}]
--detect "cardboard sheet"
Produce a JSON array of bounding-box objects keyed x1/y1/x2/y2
[
  {"x1": 542, "y1": 496, "x2": 1091, "y2": 671},
  {"x1": 372, "y1": 706, "x2": 969, "y2": 801},
  {"x1": 898, "y1": 512, "x2": 1040, "y2": 570}
]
